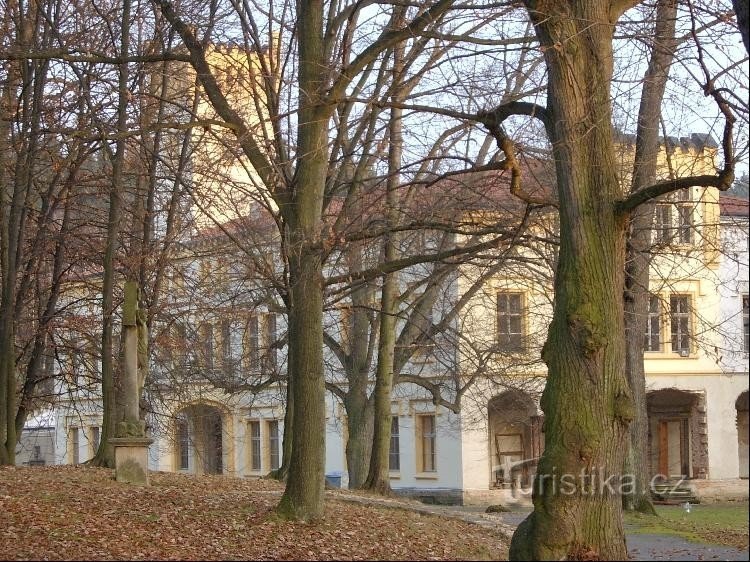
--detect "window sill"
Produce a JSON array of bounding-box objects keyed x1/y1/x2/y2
[
  {"x1": 644, "y1": 352, "x2": 696, "y2": 359},
  {"x1": 388, "y1": 472, "x2": 401, "y2": 480},
  {"x1": 415, "y1": 472, "x2": 439, "y2": 480}
]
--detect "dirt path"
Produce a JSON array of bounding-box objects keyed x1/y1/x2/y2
[{"x1": 330, "y1": 492, "x2": 750, "y2": 561}]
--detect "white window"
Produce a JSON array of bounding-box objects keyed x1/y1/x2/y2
[
  {"x1": 389, "y1": 417, "x2": 400, "y2": 472},
  {"x1": 654, "y1": 189, "x2": 693, "y2": 245},
  {"x1": 267, "y1": 420, "x2": 280, "y2": 471},
  {"x1": 261, "y1": 314, "x2": 277, "y2": 371},
  {"x1": 177, "y1": 417, "x2": 190, "y2": 470},
  {"x1": 670, "y1": 295, "x2": 691, "y2": 355},
  {"x1": 497, "y1": 292, "x2": 524, "y2": 352},
  {"x1": 418, "y1": 415, "x2": 437, "y2": 473},
  {"x1": 248, "y1": 420, "x2": 261, "y2": 471},
  {"x1": 69, "y1": 427, "x2": 79, "y2": 465},
  {"x1": 199, "y1": 323, "x2": 214, "y2": 370},
  {"x1": 654, "y1": 204, "x2": 672, "y2": 243},
  {"x1": 222, "y1": 320, "x2": 244, "y2": 375},
  {"x1": 644, "y1": 295, "x2": 661, "y2": 352},
  {"x1": 245, "y1": 316, "x2": 260, "y2": 371}
]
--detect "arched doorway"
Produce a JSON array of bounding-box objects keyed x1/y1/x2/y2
[
  {"x1": 487, "y1": 390, "x2": 543, "y2": 489},
  {"x1": 174, "y1": 403, "x2": 226, "y2": 475},
  {"x1": 737, "y1": 391, "x2": 748, "y2": 479},
  {"x1": 647, "y1": 388, "x2": 707, "y2": 480}
]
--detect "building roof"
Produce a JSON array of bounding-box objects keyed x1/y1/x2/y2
[{"x1": 720, "y1": 194, "x2": 750, "y2": 217}]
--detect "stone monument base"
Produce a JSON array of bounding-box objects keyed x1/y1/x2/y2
[{"x1": 110, "y1": 437, "x2": 153, "y2": 485}]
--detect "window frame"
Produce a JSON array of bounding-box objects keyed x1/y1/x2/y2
[
  {"x1": 177, "y1": 416, "x2": 190, "y2": 471},
  {"x1": 267, "y1": 419, "x2": 280, "y2": 471},
  {"x1": 644, "y1": 294, "x2": 662, "y2": 353},
  {"x1": 416, "y1": 414, "x2": 437, "y2": 474},
  {"x1": 669, "y1": 294, "x2": 692, "y2": 356},
  {"x1": 389, "y1": 416, "x2": 400, "y2": 473},
  {"x1": 248, "y1": 420, "x2": 262, "y2": 472},
  {"x1": 496, "y1": 291, "x2": 525, "y2": 353},
  {"x1": 69, "y1": 427, "x2": 79, "y2": 465}
]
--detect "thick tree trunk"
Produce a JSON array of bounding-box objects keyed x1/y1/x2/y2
[
  {"x1": 623, "y1": 0, "x2": 677, "y2": 516},
  {"x1": 345, "y1": 395, "x2": 373, "y2": 488},
  {"x1": 276, "y1": 244, "x2": 326, "y2": 520},
  {"x1": 275, "y1": 0, "x2": 328, "y2": 520},
  {"x1": 733, "y1": 0, "x2": 749, "y2": 54},
  {"x1": 510, "y1": 3, "x2": 633, "y2": 559}
]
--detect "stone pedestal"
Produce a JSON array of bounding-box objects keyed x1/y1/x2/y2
[{"x1": 111, "y1": 437, "x2": 153, "y2": 485}]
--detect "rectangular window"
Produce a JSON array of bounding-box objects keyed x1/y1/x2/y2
[
  {"x1": 199, "y1": 323, "x2": 214, "y2": 370},
  {"x1": 497, "y1": 292, "x2": 524, "y2": 351},
  {"x1": 222, "y1": 320, "x2": 243, "y2": 376},
  {"x1": 33, "y1": 445, "x2": 41, "y2": 461},
  {"x1": 670, "y1": 295, "x2": 691, "y2": 355},
  {"x1": 644, "y1": 295, "x2": 661, "y2": 352},
  {"x1": 262, "y1": 314, "x2": 277, "y2": 371},
  {"x1": 654, "y1": 204, "x2": 673, "y2": 243},
  {"x1": 178, "y1": 418, "x2": 190, "y2": 470},
  {"x1": 245, "y1": 316, "x2": 260, "y2": 372},
  {"x1": 676, "y1": 204, "x2": 693, "y2": 244},
  {"x1": 389, "y1": 417, "x2": 400, "y2": 472},
  {"x1": 743, "y1": 295, "x2": 749, "y2": 352},
  {"x1": 267, "y1": 420, "x2": 280, "y2": 471},
  {"x1": 420, "y1": 415, "x2": 437, "y2": 472},
  {"x1": 249, "y1": 421, "x2": 261, "y2": 471},
  {"x1": 69, "y1": 427, "x2": 79, "y2": 465},
  {"x1": 174, "y1": 323, "x2": 188, "y2": 369}
]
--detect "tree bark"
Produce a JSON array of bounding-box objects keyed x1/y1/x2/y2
[
  {"x1": 510, "y1": 2, "x2": 634, "y2": 559},
  {"x1": 733, "y1": 0, "x2": 749, "y2": 54},
  {"x1": 623, "y1": 0, "x2": 677, "y2": 516},
  {"x1": 275, "y1": 0, "x2": 328, "y2": 521},
  {"x1": 364, "y1": 18, "x2": 405, "y2": 493},
  {"x1": 345, "y1": 394, "x2": 373, "y2": 488}
]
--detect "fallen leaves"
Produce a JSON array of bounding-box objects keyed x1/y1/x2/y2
[{"x1": 0, "y1": 466, "x2": 508, "y2": 560}]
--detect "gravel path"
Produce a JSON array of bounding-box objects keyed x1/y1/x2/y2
[{"x1": 331, "y1": 492, "x2": 750, "y2": 561}]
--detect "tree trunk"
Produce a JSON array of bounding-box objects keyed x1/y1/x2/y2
[
  {"x1": 276, "y1": 241, "x2": 326, "y2": 520},
  {"x1": 364, "y1": 278, "x2": 397, "y2": 493},
  {"x1": 364, "y1": 28, "x2": 405, "y2": 493},
  {"x1": 510, "y1": 2, "x2": 633, "y2": 559},
  {"x1": 275, "y1": 0, "x2": 327, "y2": 521},
  {"x1": 623, "y1": 0, "x2": 677, "y2": 516},
  {"x1": 345, "y1": 392, "x2": 373, "y2": 489},
  {"x1": 343, "y1": 262, "x2": 376, "y2": 488}
]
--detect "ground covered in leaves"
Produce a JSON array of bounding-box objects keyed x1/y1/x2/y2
[{"x1": 0, "y1": 466, "x2": 508, "y2": 560}]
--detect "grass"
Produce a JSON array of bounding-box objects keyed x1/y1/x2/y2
[{"x1": 625, "y1": 503, "x2": 749, "y2": 549}]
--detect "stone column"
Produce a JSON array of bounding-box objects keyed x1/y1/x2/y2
[{"x1": 112, "y1": 280, "x2": 152, "y2": 485}]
